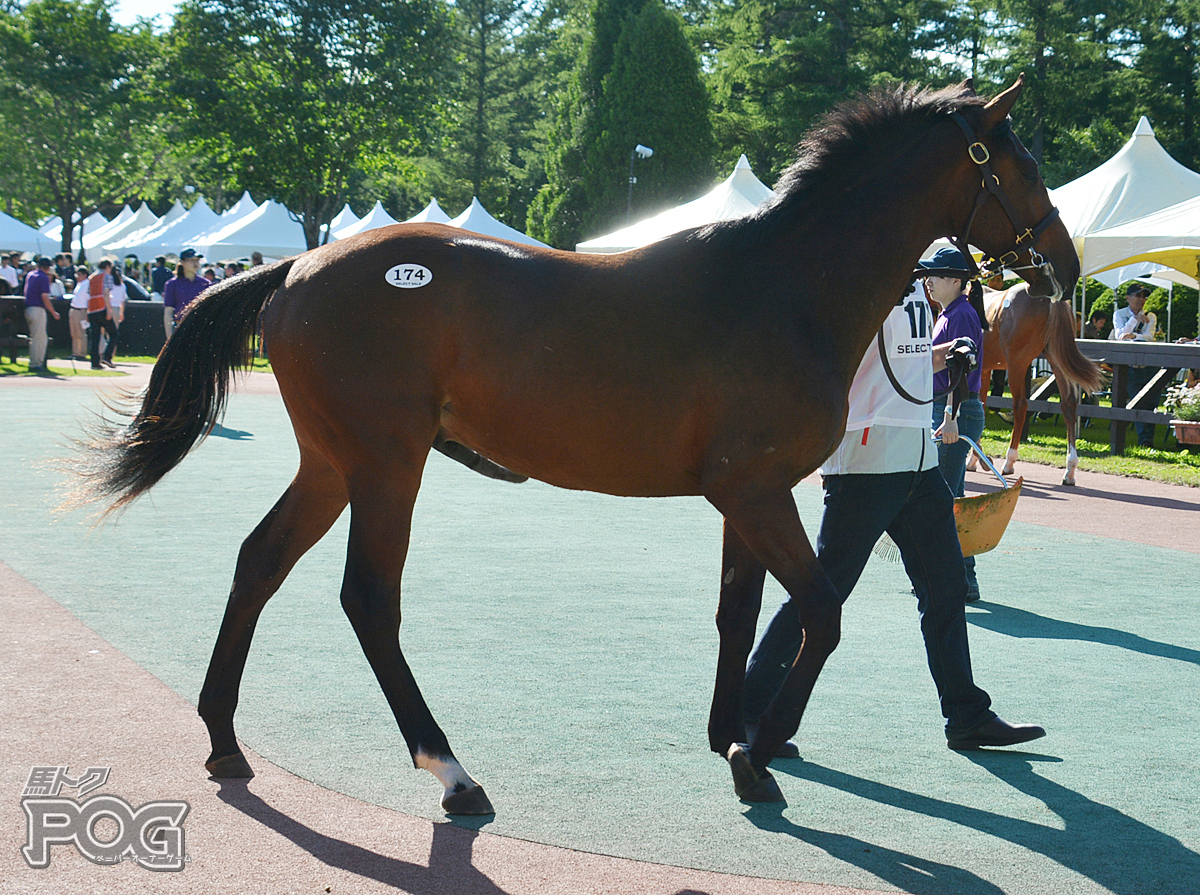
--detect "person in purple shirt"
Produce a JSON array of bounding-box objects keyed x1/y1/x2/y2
[
  {"x1": 162, "y1": 247, "x2": 211, "y2": 338},
  {"x1": 917, "y1": 246, "x2": 988, "y2": 602},
  {"x1": 23, "y1": 256, "x2": 60, "y2": 372}
]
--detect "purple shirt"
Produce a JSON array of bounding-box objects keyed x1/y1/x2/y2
[
  {"x1": 23, "y1": 269, "x2": 51, "y2": 307},
  {"x1": 163, "y1": 275, "x2": 211, "y2": 321},
  {"x1": 932, "y1": 292, "x2": 983, "y2": 394}
]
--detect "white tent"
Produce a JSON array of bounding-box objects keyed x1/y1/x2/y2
[
  {"x1": 1050, "y1": 117, "x2": 1200, "y2": 268},
  {"x1": 41, "y1": 210, "x2": 110, "y2": 252},
  {"x1": 405, "y1": 198, "x2": 452, "y2": 224},
  {"x1": 110, "y1": 200, "x2": 187, "y2": 256},
  {"x1": 329, "y1": 203, "x2": 359, "y2": 231},
  {"x1": 449, "y1": 198, "x2": 548, "y2": 248},
  {"x1": 81, "y1": 205, "x2": 134, "y2": 251},
  {"x1": 1081, "y1": 195, "x2": 1200, "y2": 284},
  {"x1": 0, "y1": 210, "x2": 54, "y2": 254},
  {"x1": 330, "y1": 201, "x2": 398, "y2": 240},
  {"x1": 90, "y1": 203, "x2": 161, "y2": 254},
  {"x1": 196, "y1": 199, "x2": 308, "y2": 261},
  {"x1": 118, "y1": 197, "x2": 221, "y2": 259},
  {"x1": 576, "y1": 155, "x2": 775, "y2": 253},
  {"x1": 187, "y1": 192, "x2": 260, "y2": 248}
]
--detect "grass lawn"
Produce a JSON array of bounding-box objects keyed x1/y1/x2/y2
[
  {"x1": 1, "y1": 348, "x2": 272, "y2": 377},
  {"x1": 979, "y1": 407, "x2": 1200, "y2": 487}
]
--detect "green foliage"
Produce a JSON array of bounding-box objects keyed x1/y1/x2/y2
[
  {"x1": 530, "y1": 0, "x2": 715, "y2": 247},
  {"x1": 700, "y1": 0, "x2": 952, "y2": 181},
  {"x1": 166, "y1": 0, "x2": 452, "y2": 248},
  {"x1": 0, "y1": 0, "x2": 166, "y2": 252}
]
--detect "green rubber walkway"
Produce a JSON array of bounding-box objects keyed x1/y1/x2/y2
[{"x1": 3, "y1": 377, "x2": 1198, "y2": 894}]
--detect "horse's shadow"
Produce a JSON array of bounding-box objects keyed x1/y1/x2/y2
[
  {"x1": 773, "y1": 753, "x2": 1200, "y2": 895},
  {"x1": 967, "y1": 600, "x2": 1200, "y2": 666},
  {"x1": 213, "y1": 778, "x2": 509, "y2": 895}
]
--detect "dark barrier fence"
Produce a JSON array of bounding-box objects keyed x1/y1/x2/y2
[{"x1": 2, "y1": 297, "x2": 167, "y2": 359}]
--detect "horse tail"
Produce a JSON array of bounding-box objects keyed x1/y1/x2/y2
[
  {"x1": 1044, "y1": 298, "x2": 1102, "y2": 395},
  {"x1": 73, "y1": 258, "x2": 297, "y2": 513}
]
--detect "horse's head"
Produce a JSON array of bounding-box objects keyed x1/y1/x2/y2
[{"x1": 949, "y1": 76, "x2": 1078, "y2": 301}]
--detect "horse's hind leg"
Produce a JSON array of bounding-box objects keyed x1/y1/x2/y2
[
  {"x1": 1055, "y1": 368, "x2": 1081, "y2": 485},
  {"x1": 340, "y1": 459, "x2": 493, "y2": 816},
  {"x1": 199, "y1": 449, "x2": 349, "y2": 777}
]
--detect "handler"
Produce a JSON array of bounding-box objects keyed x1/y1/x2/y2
[
  {"x1": 923, "y1": 246, "x2": 989, "y2": 602},
  {"x1": 742, "y1": 262, "x2": 1043, "y2": 766}
]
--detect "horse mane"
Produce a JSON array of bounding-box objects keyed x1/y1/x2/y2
[{"x1": 685, "y1": 83, "x2": 990, "y2": 252}]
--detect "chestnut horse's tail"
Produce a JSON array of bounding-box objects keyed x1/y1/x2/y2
[
  {"x1": 74, "y1": 258, "x2": 296, "y2": 513},
  {"x1": 1044, "y1": 298, "x2": 1102, "y2": 395}
]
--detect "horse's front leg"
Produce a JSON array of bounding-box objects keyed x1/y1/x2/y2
[
  {"x1": 707, "y1": 485, "x2": 841, "y2": 802},
  {"x1": 1057, "y1": 372, "x2": 1080, "y2": 485}
]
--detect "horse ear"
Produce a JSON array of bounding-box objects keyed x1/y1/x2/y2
[
  {"x1": 982, "y1": 74, "x2": 1025, "y2": 126},
  {"x1": 959, "y1": 78, "x2": 976, "y2": 96}
]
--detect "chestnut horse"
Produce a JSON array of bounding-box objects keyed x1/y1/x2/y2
[
  {"x1": 77, "y1": 78, "x2": 1076, "y2": 812},
  {"x1": 973, "y1": 285, "x2": 1101, "y2": 485}
]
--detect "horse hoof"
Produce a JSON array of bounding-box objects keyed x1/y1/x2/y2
[
  {"x1": 206, "y1": 750, "x2": 255, "y2": 778},
  {"x1": 726, "y1": 744, "x2": 784, "y2": 802},
  {"x1": 441, "y1": 783, "x2": 495, "y2": 815},
  {"x1": 1061, "y1": 476, "x2": 1076, "y2": 486}
]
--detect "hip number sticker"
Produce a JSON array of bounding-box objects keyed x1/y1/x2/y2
[{"x1": 386, "y1": 264, "x2": 433, "y2": 289}]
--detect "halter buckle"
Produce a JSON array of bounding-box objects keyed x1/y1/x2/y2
[
  {"x1": 968, "y1": 142, "x2": 990, "y2": 165},
  {"x1": 997, "y1": 251, "x2": 1020, "y2": 267}
]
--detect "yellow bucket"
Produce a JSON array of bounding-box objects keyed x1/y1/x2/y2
[{"x1": 953, "y1": 435, "x2": 1022, "y2": 557}]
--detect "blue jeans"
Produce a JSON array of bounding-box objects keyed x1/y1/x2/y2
[
  {"x1": 743, "y1": 469, "x2": 993, "y2": 733},
  {"x1": 934, "y1": 397, "x2": 984, "y2": 592}
]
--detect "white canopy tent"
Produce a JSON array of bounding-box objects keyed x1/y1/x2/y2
[
  {"x1": 329, "y1": 204, "x2": 360, "y2": 231},
  {"x1": 1083, "y1": 194, "x2": 1200, "y2": 282},
  {"x1": 405, "y1": 198, "x2": 452, "y2": 224},
  {"x1": 81, "y1": 205, "x2": 134, "y2": 252},
  {"x1": 117, "y1": 197, "x2": 221, "y2": 260},
  {"x1": 89, "y1": 203, "x2": 161, "y2": 255},
  {"x1": 187, "y1": 192, "x2": 260, "y2": 249},
  {"x1": 576, "y1": 155, "x2": 774, "y2": 253},
  {"x1": 1050, "y1": 117, "x2": 1200, "y2": 273},
  {"x1": 40, "y1": 210, "x2": 110, "y2": 254},
  {"x1": 330, "y1": 201, "x2": 399, "y2": 240},
  {"x1": 196, "y1": 199, "x2": 308, "y2": 261},
  {"x1": 449, "y1": 198, "x2": 548, "y2": 248},
  {"x1": 109, "y1": 200, "x2": 187, "y2": 257},
  {"x1": 0, "y1": 210, "x2": 54, "y2": 254}
]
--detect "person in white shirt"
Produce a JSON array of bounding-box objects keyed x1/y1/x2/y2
[
  {"x1": 737, "y1": 276, "x2": 1044, "y2": 786},
  {"x1": 0, "y1": 255, "x2": 19, "y2": 293},
  {"x1": 68, "y1": 266, "x2": 91, "y2": 359},
  {"x1": 1110, "y1": 284, "x2": 1160, "y2": 446}
]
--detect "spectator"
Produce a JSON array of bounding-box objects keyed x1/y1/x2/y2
[
  {"x1": 162, "y1": 248, "x2": 210, "y2": 338},
  {"x1": 23, "y1": 256, "x2": 58, "y2": 372},
  {"x1": 1083, "y1": 310, "x2": 1107, "y2": 340},
  {"x1": 54, "y1": 253, "x2": 73, "y2": 282},
  {"x1": 48, "y1": 271, "x2": 65, "y2": 298},
  {"x1": 87, "y1": 259, "x2": 116, "y2": 370},
  {"x1": 250, "y1": 251, "x2": 263, "y2": 267},
  {"x1": 1110, "y1": 284, "x2": 1159, "y2": 447},
  {"x1": 0, "y1": 254, "x2": 19, "y2": 294},
  {"x1": 99, "y1": 266, "x2": 127, "y2": 367},
  {"x1": 151, "y1": 255, "x2": 171, "y2": 295},
  {"x1": 68, "y1": 265, "x2": 90, "y2": 359}
]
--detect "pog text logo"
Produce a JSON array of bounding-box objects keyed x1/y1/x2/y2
[{"x1": 20, "y1": 766, "x2": 190, "y2": 871}]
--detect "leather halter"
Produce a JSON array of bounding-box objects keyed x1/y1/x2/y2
[{"x1": 947, "y1": 111, "x2": 1061, "y2": 280}]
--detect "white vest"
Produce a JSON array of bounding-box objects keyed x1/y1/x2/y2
[{"x1": 821, "y1": 293, "x2": 937, "y2": 476}]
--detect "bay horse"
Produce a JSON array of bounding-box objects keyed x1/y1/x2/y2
[
  {"x1": 76, "y1": 77, "x2": 1077, "y2": 812},
  {"x1": 972, "y1": 284, "x2": 1101, "y2": 485}
]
